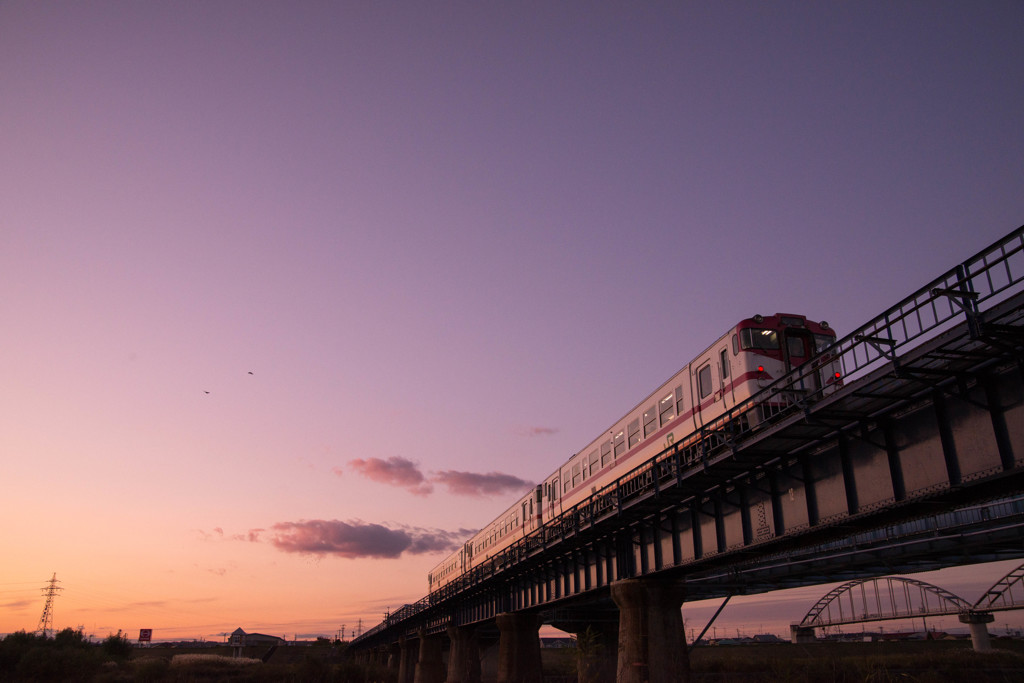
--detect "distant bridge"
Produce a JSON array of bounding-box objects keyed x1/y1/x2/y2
[
  {"x1": 350, "y1": 224, "x2": 1024, "y2": 683},
  {"x1": 792, "y1": 561, "x2": 1024, "y2": 650}
]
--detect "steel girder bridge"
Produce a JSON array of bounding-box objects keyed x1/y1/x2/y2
[{"x1": 351, "y1": 225, "x2": 1024, "y2": 665}]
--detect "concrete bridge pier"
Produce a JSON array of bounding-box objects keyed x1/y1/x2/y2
[
  {"x1": 413, "y1": 628, "x2": 445, "y2": 683},
  {"x1": 386, "y1": 642, "x2": 401, "y2": 671},
  {"x1": 611, "y1": 578, "x2": 689, "y2": 683},
  {"x1": 398, "y1": 635, "x2": 418, "y2": 683},
  {"x1": 790, "y1": 625, "x2": 817, "y2": 644},
  {"x1": 495, "y1": 612, "x2": 543, "y2": 683},
  {"x1": 551, "y1": 615, "x2": 618, "y2": 683},
  {"x1": 447, "y1": 624, "x2": 481, "y2": 683},
  {"x1": 959, "y1": 611, "x2": 996, "y2": 652}
]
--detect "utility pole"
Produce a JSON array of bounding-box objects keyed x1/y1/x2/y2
[{"x1": 36, "y1": 573, "x2": 63, "y2": 638}]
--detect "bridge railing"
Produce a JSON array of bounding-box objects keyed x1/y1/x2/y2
[{"x1": 357, "y1": 224, "x2": 1024, "y2": 643}]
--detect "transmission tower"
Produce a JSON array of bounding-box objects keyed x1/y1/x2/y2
[{"x1": 36, "y1": 573, "x2": 63, "y2": 638}]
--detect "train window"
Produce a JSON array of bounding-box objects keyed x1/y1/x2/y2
[
  {"x1": 589, "y1": 449, "x2": 599, "y2": 474},
  {"x1": 675, "y1": 385, "x2": 685, "y2": 413},
  {"x1": 601, "y1": 441, "x2": 612, "y2": 466},
  {"x1": 659, "y1": 392, "x2": 674, "y2": 425},
  {"x1": 643, "y1": 404, "x2": 657, "y2": 437},
  {"x1": 628, "y1": 418, "x2": 641, "y2": 448},
  {"x1": 732, "y1": 334, "x2": 739, "y2": 355},
  {"x1": 787, "y1": 336, "x2": 806, "y2": 358},
  {"x1": 740, "y1": 328, "x2": 780, "y2": 351},
  {"x1": 551, "y1": 478, "x2": 559, "y2": 499},
  {"x1": 720, "y1": 349, "x2": 729, "y2": 380},
  {"x1": 613, "y1": 430, "x2": 626, "y2": 458},
  {"x1": 572, "y1": 462, "x2": 581, "y2": 486},
  {"x1": 814, "y1": 334, "x2": 833, "y2": 352},
  {"x1": 698, "y1": 364, "x2": 713, "y2": 399}
]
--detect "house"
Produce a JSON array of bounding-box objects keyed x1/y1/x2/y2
[{"x1": 229, "y1": 628, "x2": 285, "y2": 647}]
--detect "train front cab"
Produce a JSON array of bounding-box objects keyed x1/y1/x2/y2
[{"x1": 737, "y1": 314, "x2": 838, "y2": 426}]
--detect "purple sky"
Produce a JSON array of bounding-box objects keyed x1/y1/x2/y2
[{"x1": 2, "y1": 1, "x2": 1023, "y2": 640}]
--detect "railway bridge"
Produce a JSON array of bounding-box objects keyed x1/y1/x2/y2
[{"x1": 350, "y1": 225, "x2": 1024, "y2": 683}]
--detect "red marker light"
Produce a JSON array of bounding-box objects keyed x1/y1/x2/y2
[
  {"x1": 757, "y1": 366, "x2": 765, "y2": 373},
  {"x1": 834, "y1": 371, "x2": 841, "y2": 379}
]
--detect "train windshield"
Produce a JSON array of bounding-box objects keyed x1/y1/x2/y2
[
  {"x1": 740, "y1": 328, "x2": 780, "y2": 351},
  {"x1": 814, "y1": 334, "x2": 834, "y2": 352}
]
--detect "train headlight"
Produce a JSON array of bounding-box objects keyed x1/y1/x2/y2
[
  {"x1": 821, "y1": 321, "x2": 830, "y2": 330},
  {"x1": 753, "y1": 314, "x2": 764, "y2": 323}
]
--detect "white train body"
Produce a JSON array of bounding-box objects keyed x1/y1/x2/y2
[{"x1": 428, "y1": 313, "x2": 839, "y2": 594}]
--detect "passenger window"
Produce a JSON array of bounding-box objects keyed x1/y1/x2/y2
[
  {"x1": 601, "y1": 441, "x2": 612, "y2": 466},
  {"x1": 698, "y1": 364, "x2": 713, "y2": 399},
  {"x1": 720, "y1": 349, "x2": 729, "y2": 380},
  {"x1": 675, "y1": 385, "x2": 685, "y2": 414},
  {"x1": 628, "y1": 418, "x2": 641, "y2": 448},
  {"x1": 589, "y1": 450, "x2": 599, "y2": 474},
  {"x1": 613, "y1": 430, "x2": 626, "y2": 458},
  {"x1": 572, "y1": 462, "x2": 581, "y2": 486},
  {"x1": 659, "y1": 392, "x2": 674, "y2": 425},
  {"x1": 732, "y1": 334, "x2": 739, "y2": 355},
  {"x1": 643, "y1": 404, "x2": 657, "y2": 437}
]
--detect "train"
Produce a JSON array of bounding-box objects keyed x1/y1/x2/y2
[{"x1": 428, "y1": 312, "x2": 840, "y2": 593}]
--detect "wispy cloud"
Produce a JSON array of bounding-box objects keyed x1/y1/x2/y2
[
  {"x1": 260, "y1": 520, "x2": 473, "y2": 559},
  {"x1": 432, "y1": 470, "x2": 532, "y2": 497},
  {"x1": 516, "y1": 426, "x2": 559, "y2": 437},
  {"x1": 339, "y1": 457, "x2": 531, "y2": 497}
]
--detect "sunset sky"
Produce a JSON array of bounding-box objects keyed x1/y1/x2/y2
[{"x1": 2, "y1": 2, "x2": 1023, "y2": 642}]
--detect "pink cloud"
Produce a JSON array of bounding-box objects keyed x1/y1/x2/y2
[
  {"x1": 517, "y1": 426, "x2": 559, "y2": 437},
  {"x1": 341, "y1": 456, "x2": 532, "y2": 498},
  {"x1": 431, "y1": 470, "x2": 532, "y2": 497},
  {"x1": 346, "y1": 456, "x2": 434, "y2": 496},
  {"x1": 262, "y1": 520, "x2": 470, "y2": 559}
]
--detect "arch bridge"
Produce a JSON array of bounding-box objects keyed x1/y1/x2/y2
[{"x1": 792, "y1": 561, "x2": 1024, "y2": 650}]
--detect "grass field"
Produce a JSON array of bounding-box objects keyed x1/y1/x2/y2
[{"x1": 7, "y1": 633, "x2": 1024, "y2": 681}]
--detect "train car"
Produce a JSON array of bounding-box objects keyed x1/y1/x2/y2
[
  {"x1": 538, "y1": 313, "x2": 838, "y2": 520},
  {"x1": 428, "y1": 313, "x2": 838, "y2": 593},
  {"x1": 428, "y1": 486, "x2": 541, "y2": 593}
]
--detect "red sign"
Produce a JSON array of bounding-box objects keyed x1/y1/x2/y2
[{"x1": 138, "y1": 629, "x2": 152, "y2": 642}]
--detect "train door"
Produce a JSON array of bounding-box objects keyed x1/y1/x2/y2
[
  {"x1": 694, "y1": 357, "x2": 714, "y2": 427},
  {"x1": 718, "y1": 345, "x2": 735, "y2": 409},
  {"x1": 544, "y1": 475, "x2": 560, "y2": 522},
  {"x1": 693, "y1": 342, "x2": 733, "y2": 426},
  {"x1": 781, "y1": 327, "x2": 818, "y2": 392}
]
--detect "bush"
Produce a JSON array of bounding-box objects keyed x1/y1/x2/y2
[
  {"x1": 101, "y1": 631, "x2": 133, "y2": 660},
  {"x1": 15, "y1": 643, "x2": 101, "y2": 681}
]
